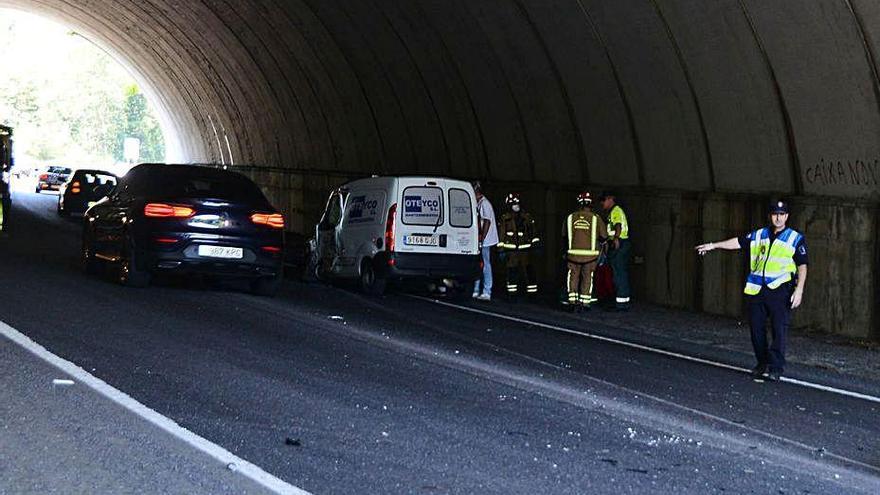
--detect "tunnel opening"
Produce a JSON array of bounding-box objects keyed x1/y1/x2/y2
[{"x1": 0, "y1": 9, "x2": 171, "y2": 175}]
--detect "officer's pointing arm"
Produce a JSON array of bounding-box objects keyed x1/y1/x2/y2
[{"x1": 695, "y1": 237, "x2": 741, "y2": 256}]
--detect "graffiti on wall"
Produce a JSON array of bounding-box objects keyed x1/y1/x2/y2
[{"x1": 804, "y1": 158, "x2": 880, "y2": 188}]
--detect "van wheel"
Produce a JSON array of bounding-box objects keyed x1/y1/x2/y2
[{"x1": 360, "y1": 259, "x2": 387, "y2": 296}]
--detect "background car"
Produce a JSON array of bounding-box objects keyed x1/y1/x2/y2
[
  {"x1": 81, "y1": 163, "x2": 285, "y2": 295},
  {"x1": 36, "y1": 166, "x2": 72, "y2": 193},
  {"x1": 58, "y1": 169, "x2": 117, "y2": 216}
]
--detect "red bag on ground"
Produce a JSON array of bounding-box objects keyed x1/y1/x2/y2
[{"x1": 593, "y1": 263, "x2": 614, "y2": 302}]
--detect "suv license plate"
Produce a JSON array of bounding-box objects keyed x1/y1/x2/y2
[
  {"x1": 198, "y1": 245, "x2": 243, "y2": 259},
  {"x1": 404, "y1": 235, "x2": 439, "y2": 247}
]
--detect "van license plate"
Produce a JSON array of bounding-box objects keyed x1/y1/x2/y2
[
  {"x1": 404, "y1": 235, "x2": 439, "y2": 247},
  {"x1": 198, "y1": 245, "x2": 243, "y2": 259}
]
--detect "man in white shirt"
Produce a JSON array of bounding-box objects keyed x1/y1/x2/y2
[{"x1": 472, "y1": 181, "x2": 498, "y2": 301}]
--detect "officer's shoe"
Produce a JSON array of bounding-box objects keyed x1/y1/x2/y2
[
  {"x1": 766, "y1": 370, "x2": 782, "y2": 382},
  {"x1": 750, "y1": 364, "x2": 768, "y2": 379}
]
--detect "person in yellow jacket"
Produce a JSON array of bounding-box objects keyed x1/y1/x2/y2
[
  {"x1": 695, "y1": 199, "x2": 808, "y2": 381},
  {"x1": 562, "y1": 192, "x2": 607, "y2": 311},
  {"x1": 600, "y1": 191, "x2": 631, "y2": 311},
  {"x1": 498, "y1": 193, "x2": 541, "y2": 296}
]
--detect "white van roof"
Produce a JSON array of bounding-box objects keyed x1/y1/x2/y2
[{"x1": 342, "y1": 176, "x2": 473, "y2": 189}]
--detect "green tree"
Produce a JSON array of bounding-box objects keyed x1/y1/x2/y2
[
  {"x1": 113, "y1": 85, "x2": 165, "y2": 162},
  {"x1": 0, "y1": 13, "x2": 165, "y2": 167}
]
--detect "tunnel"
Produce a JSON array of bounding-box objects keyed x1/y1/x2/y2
[{"x1": 2, "y1": 0, "x2": 878, "y2": 339}]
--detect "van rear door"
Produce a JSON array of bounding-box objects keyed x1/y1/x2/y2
[{"x1": 395, "y1": 178, "x2": 478, "y2": 255}]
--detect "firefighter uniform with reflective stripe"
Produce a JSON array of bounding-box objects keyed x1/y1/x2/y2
[
  {"x1": 498, "y1": 211, "x2": 540, "y2": 294},
  {"x1": 563, "y1": 210, "x2": 607, "y2": 306},
  {"x1": 741, "y1": 226, "x2": 807, "y2": 374}
]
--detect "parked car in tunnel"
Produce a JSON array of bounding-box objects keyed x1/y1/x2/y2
[
  {"x1": 310, "y1": 176, "x2": 481, "y2": 295},
  {"x1": 35, "y1": 166, "x2": 72, "y2": 193},
  {"x1": 58, "y1": 169, "x2": 117, "y2": 216},
  {"x1": 81, "y1": 163, "x2": 285, "y2": 295}
]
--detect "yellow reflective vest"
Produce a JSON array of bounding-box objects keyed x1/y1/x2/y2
[{"x1": 744, "y1": 227, "x2": 803, "y2": 295}]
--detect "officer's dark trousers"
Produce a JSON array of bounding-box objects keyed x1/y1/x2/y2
[
  {"x1": 747, "y1": 286, "x2": 792, "y2": 372},
  {"x1": 608, "y1": 239, "x2": 631, "y2": 307}
]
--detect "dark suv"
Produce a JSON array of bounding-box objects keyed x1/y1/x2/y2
[{"x1": 81, "y1": 164, "x2": 285, "y2": 295}]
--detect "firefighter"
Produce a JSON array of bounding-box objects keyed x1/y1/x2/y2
[
  {"x1": 562, "y1": 192, "x2": 607, "y2": 311},
  {"x1": 497, "y1": 193, "x2": 541, "y2": 296}
]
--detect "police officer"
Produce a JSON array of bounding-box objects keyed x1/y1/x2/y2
[
  {"x1": 498, "y1": 193, "x2": 541, "y2": 296},
  {"x1": 600, "y1": 191, "x2": 631, "y2": 311},
  {"x1": 562, "y1": 192, "x2": 607, "y2": 311},
  {"x1": 695, "y1": 200, "x2": 808, "y2": 381}
]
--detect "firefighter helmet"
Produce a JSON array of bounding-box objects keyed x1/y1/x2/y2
[
  {"x1": 577, "y1": 191, "x2": 592, "y2": 206},
  {"x1": 504, "y1": 192, "x2": 521, "y2": 206}
]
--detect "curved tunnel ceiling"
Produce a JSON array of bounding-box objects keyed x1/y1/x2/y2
[{"x1": 3, "y1": 0, "x2": 880, "y2": 199}]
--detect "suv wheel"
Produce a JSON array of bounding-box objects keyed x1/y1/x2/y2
[
  {"x1": 81, "y1": 227, "x2": 100, "y2": 275},
  {"x1": 118, "y1": 237, "x2": 151, "y2": 288}
]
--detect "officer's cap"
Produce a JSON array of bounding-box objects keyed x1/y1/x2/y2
[{"x1": 768, "y1": 199, "x2": 790, "y2": 214}]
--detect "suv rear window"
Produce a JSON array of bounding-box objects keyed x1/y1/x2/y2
[
  {"x1": 448, "y1": 188, "x2": 473, "y2": 228},
  {"x1": 48, "y1": 166, "x2": 71, "y2": 174},
  {"x1": 137, "y1": 167, "x2": 268, "y2": 204},
  {"x1": 402, "y1": 187, "x2": 443, "y2": 226}
]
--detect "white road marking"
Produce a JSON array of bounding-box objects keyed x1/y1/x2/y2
[
  {"x1": 0, "y1": 320, "x2": 311, "y2": 495},
  {"x1": 413, "y1": 297, "x2": 880, "y2": 405}
]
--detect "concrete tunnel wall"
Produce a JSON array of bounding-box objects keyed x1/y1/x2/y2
[{"x1": 3, "y1": 0, "x2": 879, "y2": 339}]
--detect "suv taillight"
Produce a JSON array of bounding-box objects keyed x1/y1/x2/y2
[
  {"x1": 384, "y1": 203, "x2": 397, "y2": 252},
  {"x1": 70, "y1": 181, "x2": 81, "y2": 194},
  {"x1": 250, "y1": 213, "x2": 284, "y2": 229},
  {"x1": 39, "y1": 174, "x2": 48, "y2": 181},
  {"x1": 144, "y1": 203, "x2": 195, "y2": 218}
]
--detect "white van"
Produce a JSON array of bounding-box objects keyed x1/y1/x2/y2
[{"x1": 312, "y1": 176, "x2": 481, "y2": 294}]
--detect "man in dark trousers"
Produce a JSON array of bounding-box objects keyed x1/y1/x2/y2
[
  {"x1": 695, "y1": 200, "x2": 808, "y2": 381},
  {"x1": 600, "y1": 191, "x2": 631, "y2": 311}
]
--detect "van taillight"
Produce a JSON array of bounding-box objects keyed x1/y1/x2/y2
[{"x1": 385, "y1": 203, "x2": 397, "y2": 252}]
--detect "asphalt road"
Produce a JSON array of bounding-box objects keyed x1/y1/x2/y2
[{"x1": 1, "y1": 188, "x2": 879, "y2": 494}]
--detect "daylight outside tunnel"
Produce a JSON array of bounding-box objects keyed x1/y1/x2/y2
[{"x1": 0, "y1": 0, "x2": 880, "y2": 492}]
